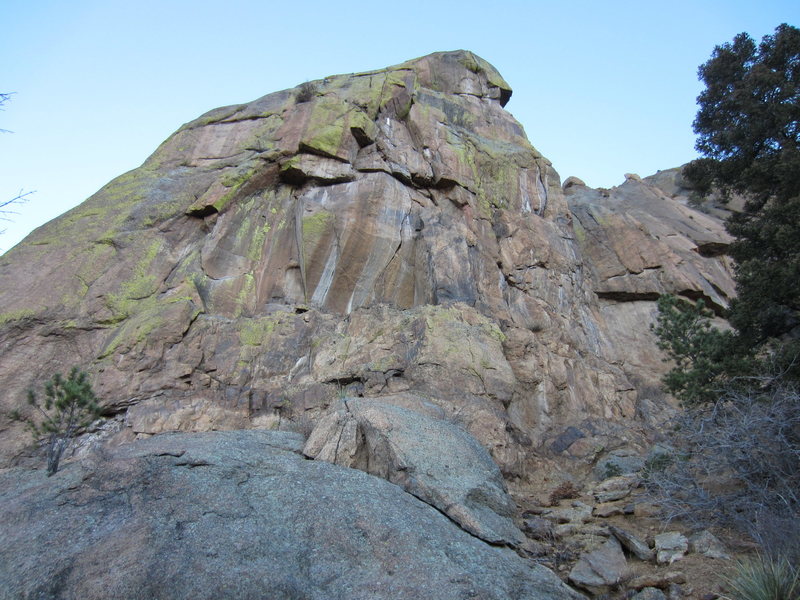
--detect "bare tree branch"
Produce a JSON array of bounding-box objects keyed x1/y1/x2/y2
[
  {"x1": 0, "y1": 91, "x2": 14, "y2": 134},
  {"x1": 0, "y1": 190, "x2": 34, "y2": 234},
  {"x1": 645, "y1": 380, "x2": 800, "y2": 563},
  {"x1": 1, "y1": 93, "x2": 34, "y2": 235}
]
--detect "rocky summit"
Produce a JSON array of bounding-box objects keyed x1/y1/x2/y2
[{"x1": 0, "y1": 51, "x2": 735, "y2": 598}]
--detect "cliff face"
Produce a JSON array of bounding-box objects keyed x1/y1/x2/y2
[{"x1": 0, "y1": 51, "x2": 733, "y2": 476}]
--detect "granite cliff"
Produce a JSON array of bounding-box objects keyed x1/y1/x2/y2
[{"x1": 0, "y1": 51, "x2": 736, "y2": 598}]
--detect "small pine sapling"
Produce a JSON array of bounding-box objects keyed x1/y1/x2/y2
[{"x1": 10, "y1": 368, "x2": 101, "y2": 475}]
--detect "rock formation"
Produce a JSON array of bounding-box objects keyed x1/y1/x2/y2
[
  {"x1": 0, "y1": 50, "x2": 738, "y2": 598},
  {"x1": 0, "y1": 430, "x2": 582, "y2": 600}
]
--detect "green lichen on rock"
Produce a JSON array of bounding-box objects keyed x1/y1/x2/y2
[
  {"x1": 301, "y1": 98, "x2": 352, "y2": 160},
  {"x1": 0, "y1": 309, "x2": 37, "y2": 326},
  {"x1": 481, "y1": 321, "x2": 507, "y2": 343},
  {"x1": 572, "y1": 218, "x2": 587, "y2": 244},
  {"x1": 98, "y1": 293, "x2": 200, "y2": 359},
  {"x1": 302, "y1": 210, "x2": 333, "y2": 243},
  {"x1": 300, "y1": 210, "x2": 334, "y2": 301},
  {"x1": 28, "y1": 169, "x2": 159, "y2": 251},
  {"x1": 105, "y1": 239, "x2": 163, "y2": 320},
  {"x1": 347, "y1": 109, "x2": 378, "y2": 146},
  {"x1": 248, "y1": 222, "x2": 272, "y2": 262},
  {"x1": 98, "y1": 301, "x2": 164, "y2": 358},
  {"x1": 213, "y1": 165, "x2": 261, "y2": 213},
  {"x1": 238, "y1": 316, "x2": 278, "y2": 346},
  {"x1": 234, "y1": 273, "x2": 256, "y2": 317}
]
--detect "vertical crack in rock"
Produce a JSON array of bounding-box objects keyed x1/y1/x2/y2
[{"x1": 535, "y1": 163, "x2": 548, "y2": 217}]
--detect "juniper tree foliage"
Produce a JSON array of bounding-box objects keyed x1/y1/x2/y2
[
  {"x1": 684, "y1": 24, "x2": 800, "y2": 360},
  {"x1": 10, "y1": 368, "x2": 101, "y2": 475},
  {"x1": 651, "y1": 295, "x2": 743, "y2": 405}
]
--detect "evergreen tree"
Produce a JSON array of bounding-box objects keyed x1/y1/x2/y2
[
  {"x1": 685, "y1": 24, "x2": 800, "y2": 357},
  {"x1": 651, "y1": 295, "x2": 746, "y2": 405},
  {"x1": 10, "y1": 368, "x2": 101, "y2": 475}
]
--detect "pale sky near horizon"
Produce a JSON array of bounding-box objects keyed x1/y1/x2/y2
[{"x1": 1, "y1": 0, "x2": 798, "y2": 252}]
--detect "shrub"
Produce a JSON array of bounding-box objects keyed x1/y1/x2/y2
[
  {"x1": 724, "y1": 554, "x2": 799, "y2": 600},
  {"x1": 295, "y1": 81, "x2": 317, "y2": 103},
  {"x1": 602, "y1": 462, "x2": 623, "y2": 479},
  {"x1": 548, "y1": 481, "x2": 580, "y2": 506},
  {"x1": 10, "y1": 368, "x2": 101, "y2": 475},
  {"x1": 644, "y1": 381, "x2": 800, "y2": 563}
]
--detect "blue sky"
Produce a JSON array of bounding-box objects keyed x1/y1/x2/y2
[{"x1": 1, "y1": 0, "x2": 798, "y2": 251}]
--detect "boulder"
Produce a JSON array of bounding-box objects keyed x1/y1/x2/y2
[
  {"x1": 562, "y1": 176, "x2": 586, "y2": 189},
  {"x1": 609, "y1": 525, "x2": 654, "y2": 561},
  {"x1": 592, "y1": 474, "x2": 639, "y2": 502},
  {"x1": 550, "y1": 426, "x2": 587, "y2": 453},
  {"x1": 689, "y1": 530, "x2": 731, "y2": 560},
  {"x1": 541, "y1": 501, "x2": 594, "y2": 526},
  {"x1": 654, "y1": 532, "x2": 689, "y2": 564},
  {"x1": 631, "y1": 588, "x2": 667, "y2": 600},
  {"x1": 568, "y1": 536, "x2": 629, "y2": 594},
  {"x1": 593, "y1": 447, "x2": 645, "y2": 479},
  {"x1": 303, "y1": 398, "x2": 524, "y2": 546},
  {"x1": 628, "y1": 571, "x2": 687, "y2": 590},
  {"x1": 523, "y1": 516, "x2": 557, "y2": 541},
  {"x1": 593, "y1": 502, "x2": 625, "y2": 518},
  {"x1": 0, "y1": 430, "x2": 583, "y2": 600}
]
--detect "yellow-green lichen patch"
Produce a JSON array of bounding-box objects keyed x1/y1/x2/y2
[
  {"x1": 300, "y1": 96, "x2": 377, "y2": 161},
  {"x1": 235, "y1": 273, "x2": 256, "y2": 317},
  {"x1": 301, "y1": 120, "x2": 348, "y2": 160},
  {"x1": 0, "y1": 308, "x2": 37, "y2": 326},
  {"x1": 572, "y1": 218, "x2": 587, "y2": 244},
  {"x1": 106, "y1": 239, "x2": 163, "y2": 320},
  {"x1": 238, "y1": 316, "x2": 278, "y2": 346},
  {"x1": 325, "y1": 70, "x2": 397, "y2": 118},
  {"x1": 240, "y1": 114, "x2": 284, "y2": 154},
  {"x1": 214, "y1": 164, "x2": 261, "y2": 213},
  {"x1": 481, "y1": 321, "x2": 507, "y2": 343},
  {"x1": 247, "y1": 222, "x2": 272, "y2": 262},
  {"x1": 30, "y1": 169, "x2": 159, "y2": 250},
  {"x1": 98, "y1": 293, "x2": 200, "y2": 359},
  {"x1": 57, "y1": 242, "x2": 118, "y2": 310},
  {"x1": 347, "y1": 108, "x2": 378, "y2": 146},
  {"x1": 301, "y1": 210, "x2": 333, "y2": 245}
]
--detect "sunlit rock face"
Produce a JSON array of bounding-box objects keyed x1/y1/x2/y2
[{"x1": 0, "y1": 51, "x2": 734, "y2": 476}]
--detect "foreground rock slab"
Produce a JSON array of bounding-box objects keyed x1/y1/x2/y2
[
  {"x1": 303, "y1": 397, "x2": 524, "y2": 545},
  {"x1": 0, "y1": 430, "x2": 583, "y2": 600}
]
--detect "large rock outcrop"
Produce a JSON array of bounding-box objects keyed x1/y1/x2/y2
[
  {"x1": 564, "y1": 173, "x2": 735, "y2": 381},
  {"x1": 0, "y1": 430, "x2": 583, "y2": 600},
  {"x1": 303, "y1": 397, "x2": 524, "y2": 546},
  {"x1": 0, "y1": 51, "x2": 734, "y2": 477}
]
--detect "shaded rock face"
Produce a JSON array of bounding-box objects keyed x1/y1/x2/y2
[
  {"x1": 303, "y1": 397, "x2": 524, "y2": 546},
  {"x1": 0, "y1": 52, "x2": 733, "y2": 474},
  {"x1": 0, "y1": 430, "x2": 583, "y2": 600},
  {"x1": 564, "y1": 174, "x2": 735, "y2": 384}
]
